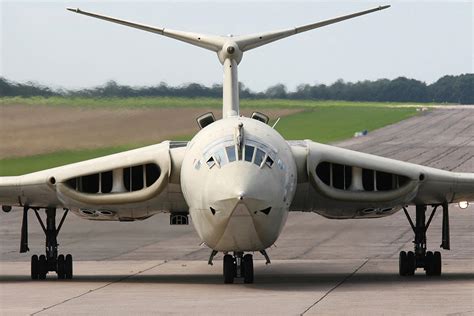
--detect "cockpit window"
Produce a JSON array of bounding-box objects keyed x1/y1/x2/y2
[
  {"x1": 254, "y1": 148, "x2": 266, "y2": 166},
  {"x1": 244, "y1": 145, "x2": 255, "y2": 162},
  {"x1": 214, "y1": 148, "x2": 227, "y2": 166},
  {"x1": 265, "y1": 156, "x2": 274, "y2": 167},
  {"x1": 206, "y1": 156, "x2": 215, "y2": 168},
  {"x1": 226, "y1": 146, "x2": 236, "y2": 162},
  {"x1": 202, "y1": 136, "x2": 282, "y2": 170}
]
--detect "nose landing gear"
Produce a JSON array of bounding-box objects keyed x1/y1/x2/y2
[{"x1": 223, "y1": 252, "x2": 254, "y2": 284}]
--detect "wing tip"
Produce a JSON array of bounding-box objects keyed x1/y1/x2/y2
[{"x1": 66, "y1": 7, "x2": 81, "y2": 13}]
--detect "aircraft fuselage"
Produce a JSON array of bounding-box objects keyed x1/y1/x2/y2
[{"x1": 181, "y1": 117, "x2": 298, "y2": 251}]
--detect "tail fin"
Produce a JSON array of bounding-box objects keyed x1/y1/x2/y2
[{"x1": 67, "y1": 5, "x2": 390, "y2": 118}]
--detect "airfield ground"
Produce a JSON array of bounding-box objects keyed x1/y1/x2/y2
[
  {"x1": 0, "y1": 106, "x2": 473, "y2": 315},
  {"x1": 0, "y1": 103, "x2": 299, "y2": 159}
]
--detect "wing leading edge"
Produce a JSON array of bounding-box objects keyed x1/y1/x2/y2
[
  {"x1": 0, "y1": 141, "x2": 188, "y2": 220},
  {"x1": 290, "y1": 140, "x2": 474, "y2": 219}
]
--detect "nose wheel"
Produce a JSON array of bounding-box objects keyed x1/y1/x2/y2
[{"x1": 223, "y1": 253, "x2": 254, "y2": 284}]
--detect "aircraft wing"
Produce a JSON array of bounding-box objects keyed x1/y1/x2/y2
[
  {"x1": 289, "y1": 140, "x2": 474, "y2": 219},
  {"x1": 0, "y1": 141, "x2": 188, "y2": 220}
]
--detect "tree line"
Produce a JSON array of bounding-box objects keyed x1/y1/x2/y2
[{"x1": 1, "y1": 74, "x2": 472, "y2": 104}]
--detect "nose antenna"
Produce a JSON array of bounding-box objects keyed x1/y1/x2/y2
[
  {"x1": 271, "y1": 117, "x2": 281, "y2": 129},
  {"x1": 235, "y1": 122, "x2": 244, "y2": 158},
  {"x1": 67, "y1": 6, "x2": 390, "y2": 119}
]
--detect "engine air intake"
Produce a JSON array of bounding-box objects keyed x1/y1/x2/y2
[
  {"x1": 65, "y1": 163, "x2": 161, "y2": 194},
  {"x1": 316, "y1": 161, "x2": 410, "y2": 192}
]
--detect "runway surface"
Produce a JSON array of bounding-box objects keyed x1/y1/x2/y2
[{"x1": 1, "y1": 108, "x2": 473, "y2": 315}]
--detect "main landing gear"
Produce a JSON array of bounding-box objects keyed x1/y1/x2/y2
[
  {"x1": 21, "y1": 206, "x2": 73, "y2": 280},
  {"x1": 399, "y1": 204, "x2": 450, "y2": 276}
]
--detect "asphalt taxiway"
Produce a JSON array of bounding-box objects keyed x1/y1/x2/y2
[{"x1": 1, "y1": 108, "x2": 473, "y2": 315}]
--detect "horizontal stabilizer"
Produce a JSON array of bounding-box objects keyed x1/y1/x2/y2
[
  {"x1": 66, "y1": 8, "x2": 225, "y2": 52},
  {"x1": 67, "y1": 6, "x2": 390, "y2": 56},
  {"x1": 235, "y1": 5, "x2": 390, "y2": 51}
]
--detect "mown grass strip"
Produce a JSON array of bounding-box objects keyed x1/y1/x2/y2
[{"x1": 0, "y1": 96, "x2": 429, "y2": 109}]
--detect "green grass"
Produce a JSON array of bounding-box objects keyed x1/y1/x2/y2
[
  {"x1": 274, "y1": 106, "x2": 416, "y2": 142},
  {"x1": 0, "y1": 145, "x2": 142, "y2": 176},
  {"x1": 0, "y1": 106, "x2": 418, "y2": 176},
  {"x1": 0, "y1": 96, "x2": 429, "y2": 109}
]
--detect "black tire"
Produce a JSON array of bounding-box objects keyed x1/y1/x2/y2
[
  {"x1": 243, "y1": 254, "x2": 254, "y2": 284},
  {"x1": 38, "y1": 255, "x2": 47, "y2": 279},
  {"x1": 57, "y1": 254, "x2": 65, "y2": 279},
  {"x1": 425, "y1": 251, "x2": 434, "y2": 276},
  {"x1": 65, "y1": 254, "x2": 73, "y2": 279},
  {"x1": 399, "y1": 251, "x2": 407, "y2": 276},
  {"x1": 31, "y1": 255, "x2": 39, "y2": 280},
  {"x1": 407, "y1": 251, "x2": 416, "y2": 276},
  {"x1": 223, "y1": 255, "x2": 235, "y2": 284},
  {"x1": 433, "y1": 251, "x2": 442, "y2": 276}
]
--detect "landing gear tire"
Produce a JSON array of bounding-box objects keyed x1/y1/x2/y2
[
  {"x1": 223, "y1": 254, "x2": 235, "y2": 284},
  {"x1": 31, "y1": 255, "x2": 39, "y2": 280},
  {"x1": 426, "y1": 251, "x2": 442, "y2": 276},
  {"x1": 65, "y1": 254, "x2": 73, "y2": 280},
  {"x1": 38, "y1": 255, "x2": 47, "y2": 280},
  {"x1": 406, "y1": 251, "x2": 416, "y2": 276},
  {"x1": 57, "y1": 254, "x2": 65, "y2": 279},
  {"x1": 242, "y1": 254, "x2": 254, "y2": 284},
  {"x1": 425, "y1": 251, "x2": 434, "y2": 276},
  {"x1": 399, "y1": 251, "x2": 416, "y2": 276},
  {"x1": 399, "y1": 251, "x2": 407, "y2": 276},
  {"x1": 432, "y1": 251, "x2": 442, "y2": 276}
]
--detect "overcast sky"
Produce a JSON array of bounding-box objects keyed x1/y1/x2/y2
[{"x1": 1, "y1": 0, "x2": 472, "y2": 91}]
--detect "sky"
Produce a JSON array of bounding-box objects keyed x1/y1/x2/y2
[{"x1": 1, "y1": 0, "x2": 472, "y2": 92}]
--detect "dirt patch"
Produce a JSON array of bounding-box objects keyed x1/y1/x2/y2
[{"x1": 0, "y1": 105, "x2": 300, "y2": 159}]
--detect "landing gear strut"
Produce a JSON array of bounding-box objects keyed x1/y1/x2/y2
[
  {"x1": 223, "y1": 252, "x2": 254, "y2": 284},
  {"x1": 399, "y1": 204, "x2": 448, "y2": 276},
  {"x1": 22, "y1": 207, "x2": 73, "y2": 280}
]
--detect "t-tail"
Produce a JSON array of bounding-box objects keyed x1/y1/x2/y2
[{"x1": 67, "y1": 5, "x2": 390, "y2": 118}]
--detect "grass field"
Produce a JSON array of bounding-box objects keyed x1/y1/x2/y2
[
  {"x1": 0, "y1": 97, "x2": 420, "y2": 176},
  {"x1": 0, "y1": 146, "x2": 140, "y2": 176},
  {"x1": 0, "y1": 96, "x2": 428, "y2": 109},
  {"x1": 274, "y1": 106, "x2": 415, "y2": 142}
]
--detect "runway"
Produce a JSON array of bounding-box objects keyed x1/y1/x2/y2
[{"x1": 1, "y1": 108, "x2": 473, "y2": 315}]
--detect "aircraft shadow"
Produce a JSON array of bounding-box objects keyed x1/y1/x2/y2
[{"x1": 1, "y1": 272, "x2": 473, "y2": 291}]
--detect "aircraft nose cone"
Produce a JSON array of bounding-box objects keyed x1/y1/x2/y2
[
  {"x1": 230, "y1": 167, "x2": 268, "y2": 200},
  {"x1": 206, "y1": 162, "x2": 281, "y2": 214}
]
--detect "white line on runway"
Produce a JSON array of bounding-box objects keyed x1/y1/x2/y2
[
  {"x1": 300, "y1": 259, "x2": 370, "y2": 315},
  {"x1": 31, "y1": 260, "x2": 169, "y2": 315}
]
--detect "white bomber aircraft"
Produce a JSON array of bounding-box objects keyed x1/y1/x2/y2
[{"x1": 1, "y1": 6, "x2": 473, "y2": 284}]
